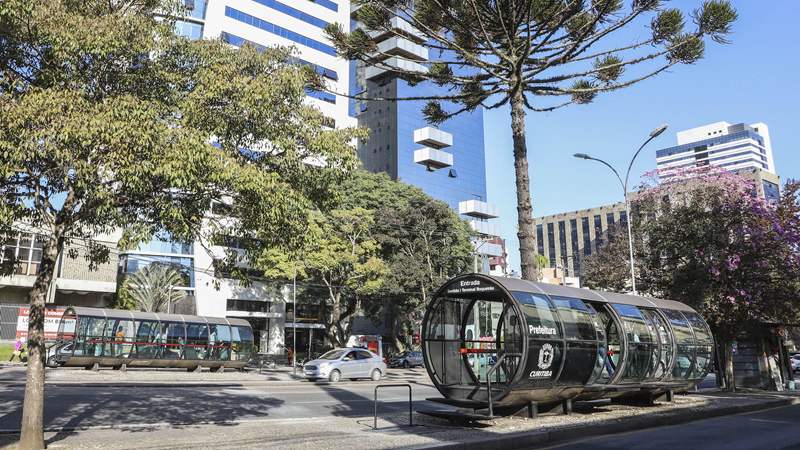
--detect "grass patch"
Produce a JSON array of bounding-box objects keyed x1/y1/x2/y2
[{"x1": 0, "y1": 344, "x2": 28, "y2": 363}]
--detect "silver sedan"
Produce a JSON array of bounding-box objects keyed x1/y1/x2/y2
[{"x1": 303, "y1": 348, "x2": 387, "y2": 382}]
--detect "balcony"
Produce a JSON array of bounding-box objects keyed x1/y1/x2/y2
[
  {"x1": 350, "y1": 3, "x2": 361, "y2": 19},
  {"x1": 458, "y1": 200, "x2": 499, "y2": 219},
  {"x1": 364, "y1": 57, "x2": 428, "y2": 81},
  {"x1": 367, "y1": 17, "x2": 427, "y2": 44},
  {"x1": 377, "y1": 37, "x2": 428, "y2": 61},
  {"x1": 413, "y1": 127, "x2": 452, "y2": 149},
  {"x1": 473, "y1": 241, "x2": 504, "y2": 258},
  {"x1": 414, "y1": 148, "x2": 453, "y2": 170},
  {"x1": 469, "y1": 220, "x2": 501, "y2": 237}
]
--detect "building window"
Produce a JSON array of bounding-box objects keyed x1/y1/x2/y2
[
  {"x1": 570, "y1": 219, "x2": 580, "y2": 274},
  {"x1": 537, "y1": 224, "x2": 544, "y2": 257},
  {"x1": 305, "y1": 89, "x2": 336, "y2": 104},
  {"x1": 175, "y1": 20, "x2": 203, "y2": 40},
  {"x1": 582, "y1": 217, "x2": 591, "y2": 256},
  {"x1": 122, "y1": 256, "x2": 195, "y2": 288},
  {"x1": 254, "y1": 0, "x2": 329, "y2": 29},
  {"x1": 558, "y1": 221, "x2": 567, "y2": 267},
  {"x1": 763, "y1": 180, "x2": 780, "y2": 202},
  {"x1": 221, "y1": 32, "x2": 337, "y2": 79},
  {"x1": 1, "y1": 233, "x2": 43, "y2": 276},
  {"x1": 547, "y1": 223, "x2": 556, "y2": 268},
  {"x1": 606, "y1": 213, "x2": 615, "y2": 243},
  {"x1": 227, "y1": 299, "x2": 271, "y2": 313},
  {"x1": 224, "y1": 7, "x2": 337, "y2": 56},
  {"x1": 311, "y1": 0, "x2": 337, "y2": 12},
  {"x1": 594, "y1": 215, "x2": 603, "y2": 249}
]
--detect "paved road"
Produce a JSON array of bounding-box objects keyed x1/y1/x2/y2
[
  {"x1": 529, "y1": 403, "x2": 800, "y2": 450},
  {"x1": 0, "y1": 379, "x2": 443, "y2": 432}
]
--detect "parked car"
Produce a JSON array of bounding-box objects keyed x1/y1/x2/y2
[
  {"x1": 792, "y1": 357, "x2": 800, "y2": 373},
  {"x1": 303, "y1": 348, "x2": 387, "y2": 382},
  {"x1": 389, "y1": 350, "x2": 424, "y2": 368}
]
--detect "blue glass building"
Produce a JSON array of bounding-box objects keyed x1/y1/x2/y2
[{"x1": 354, "y1": 77, "x2": 488, "y2": 211}]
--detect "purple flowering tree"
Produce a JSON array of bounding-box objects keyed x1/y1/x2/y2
[{"x1": 631, "y1": 166, "x2": 800, "y2": 391}]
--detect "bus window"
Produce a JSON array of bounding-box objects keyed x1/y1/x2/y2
[{"x1": 185, "y1": 323, "x2": 209, "y2": 360}]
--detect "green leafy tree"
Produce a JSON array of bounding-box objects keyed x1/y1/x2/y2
[
  {"x1": 262, "y1": 208, "x2": 387, "y2": 348},
  {"x1": 124, "y1": 264, "x2": 186, "y2": 313},
  {"x1": 0, "y1": 0, "x2": 362, "y2": 447},
  {"x1": 326, "y1": 0, "x2": 738, "y2": 281},
  {"x1": 336, "y1": 170, "x2": 422, "y2": 211},
  {"x1": 630, "y1": 167, "x2": 800, "y2": 391},
  {"x1": 580, "y1": 225, "x2": 637, "y2": 292},
  {"x1": 370, "y1": 195, "x2": 474, "y2": 351},
  {"x1": 534, "y1": 253, "x2": 550, "y2": 281}
]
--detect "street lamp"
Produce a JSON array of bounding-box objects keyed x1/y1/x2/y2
[
  {"x1": 291, "y1": 243, "x2": 317, "y2": 378},
  {"x1": 573, "y1": 124, "x2": 668, "y2": 295},
  {"x1": 292, "y1": 258, "x2": 299, "y2": 378}
]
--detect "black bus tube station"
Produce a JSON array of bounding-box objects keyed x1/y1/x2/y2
[
  {"x1": 52, "y1": 307, "x2": 255, "y2": 372},
  {"x1": 421, "y1": 274, "x2": 713, "y2": 419}
]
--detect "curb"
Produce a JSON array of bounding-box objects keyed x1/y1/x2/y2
[
  {"x1": 32, "y1": 377, "x2": 429, "y2": 388},
  {"x1": 416, "y1": 396, "x2": 800, "y2": 450}
]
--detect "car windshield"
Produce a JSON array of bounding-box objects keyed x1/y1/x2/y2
[
  {"x1": 396, "y1": 351, "x2": 410, "y2": 357},
  {"x1": 319, "y1": 350, "x2": 348, "y2": 360}
]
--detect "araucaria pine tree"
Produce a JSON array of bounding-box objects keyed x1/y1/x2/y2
[{"x1": 326, "y1": 0, "x2": 738, "y2": 280}]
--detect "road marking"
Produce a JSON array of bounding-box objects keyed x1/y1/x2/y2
[
  {"x1": 750, "y1": 418, "x2": 794, "y2": 424},
  {"x1": 293, "y1": 398, "x2": 399, "y2": 404}
]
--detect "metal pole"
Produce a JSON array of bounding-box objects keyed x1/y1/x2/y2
[
  {"x1": 573, "y1": 125, "x2": 667, "y2": 296},
  {"x1": 293, "y1": 259, "x2": 298, "y2": 378}
]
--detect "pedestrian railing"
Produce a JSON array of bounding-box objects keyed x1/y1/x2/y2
[{"x1": 373, "y1": 384, "x2": 412, "y2": 430}]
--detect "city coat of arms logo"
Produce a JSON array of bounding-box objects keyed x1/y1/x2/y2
[{"x1": 538, "y1": 343, "x2": 554, "y2": 370}]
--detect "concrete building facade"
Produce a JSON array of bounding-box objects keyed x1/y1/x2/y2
[
  {"x1": 0, "y1": 226, "x2": 120, "y2": 340},
  {"x1": 534, "y1": 202, "x2": 628, "y2": 279}
]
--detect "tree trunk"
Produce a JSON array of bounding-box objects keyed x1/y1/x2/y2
[
  {"x1": 721, "y1": 338, "x2": 736, "y2": 393},
  {"x1": 390, "y1": 314, "x2": 404, "y2": 353},
  {"x1": 509, "y1": 89, "x2": 538, "y2": 281},
  {"x1": 19, "y1": 230, "x2": 62, "y2": 450}
]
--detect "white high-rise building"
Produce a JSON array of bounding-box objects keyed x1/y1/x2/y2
[
  {"x1": 124, "y1": 1, "x2": 359, "y2": 354},
  {"x1": 655, "y1": 121, "x2": 775, "y2": 175},
  {"x1": 182, "y1": 0, "x2": 356, "y2": 130}
]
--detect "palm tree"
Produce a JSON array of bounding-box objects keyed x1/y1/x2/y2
[{"x1": 125, "y1": 263, "x2": 186, "y2": 313}]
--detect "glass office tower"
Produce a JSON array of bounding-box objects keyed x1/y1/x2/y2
[
  {"x1": 354, "y1": 77, "x2": 488, "y2": 211},
  {"x1": 351, "y1": 11, "x2": 503, "y2": 267}
]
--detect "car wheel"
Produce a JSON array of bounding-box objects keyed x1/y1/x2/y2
[
  {"x1": 46, "y1": 355, "x2": 56, "y2": 368},
  {"x1": 371, "y1": 369, "x2": 382, "y2": 381},
  {"x1": 329, "y1": 370, "x2": 341, "y2": 382},
  {"x1": 403, "y1": 361, "x2": 410, "y2": 369}
]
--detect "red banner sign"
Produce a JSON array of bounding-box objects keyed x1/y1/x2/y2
[{"x1": 16, "y1": 307, "x2": 66, "y2": 339}]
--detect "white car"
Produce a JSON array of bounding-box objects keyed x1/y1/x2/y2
[
  {"x1": 791, "y1": 356, "x2": 800, "y2": 372},
  {"x1": 303, "y1": 348, "x2": 387, "y2": 382}
]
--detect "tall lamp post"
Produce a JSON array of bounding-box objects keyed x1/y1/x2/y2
[
  {"x1": 574, "y1": 124, "x2": 668, "y2": 295},
  {"x1": 292, "y1": 258, "x2": 299, "y2": 378}
]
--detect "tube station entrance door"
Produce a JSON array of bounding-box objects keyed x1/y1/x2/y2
[{"x1": 426, "y1": 294, "x2": 523, "y2": 401}]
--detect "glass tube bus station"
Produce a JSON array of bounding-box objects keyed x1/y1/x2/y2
[
  {"x1": 421, "y1": 275, "x2": 714, "y2": 420},
  {"x1": 51, "y1": 307, "x2": 255, "y2": 371}
]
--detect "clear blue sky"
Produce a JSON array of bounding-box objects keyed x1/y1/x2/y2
[{"x1": 484, "y1": 1, "x2": 800, "y2": 273}]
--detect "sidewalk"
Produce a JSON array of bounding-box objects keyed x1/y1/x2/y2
[{"x1": 1, "y1": 364, "x2": 799, "y2": 450}]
